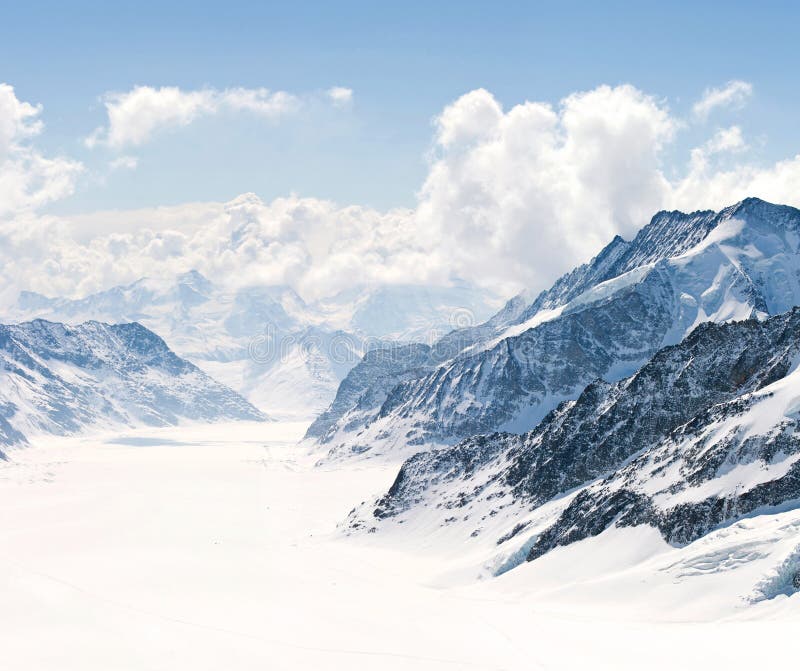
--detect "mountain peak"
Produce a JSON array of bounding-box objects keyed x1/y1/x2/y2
[
  {"x1": 313, "y1": 197, "x2": 800, "y2": 459},
  {"x1": 177, "y1": 268, "x2": 211, "y2": 285},
  {"x1": 176, "y1": 269, "x2": 214, "y2": 298},
  {"x1": 16, "y1": 290, "x2": 53, "y2": 311},
  {"x1": 723, "y1": 196, "x2": 800, "y2": 221}
]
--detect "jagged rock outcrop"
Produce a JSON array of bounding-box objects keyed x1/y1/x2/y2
[
  {"x1": 305, "y1": 343, "x2": 436, "y2": 443},
  {"x1": 351, "y1": 308, "x2": 800, "y2": 568}
]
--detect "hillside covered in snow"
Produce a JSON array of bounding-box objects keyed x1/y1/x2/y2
[
  {"x1": 347, "y1": 308, "x2": 800, "y2": 581},
  {"x1": 0, "y1": 319, "x2": 265, "y2": 453}
]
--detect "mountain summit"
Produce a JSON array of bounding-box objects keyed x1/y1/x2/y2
[{"x1": 313, "y1": 198, "x2": 800, "y2": 460}]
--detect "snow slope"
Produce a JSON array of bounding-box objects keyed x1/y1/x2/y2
[
  {"x1": 0, "y1": 319, "x2": 265, "y2": 448},
  {"x1": 0, "y1": 422, "x2": 797, "y2": 670},
  {"x1": 348, "y1": 308, "x2": 800, "y2": 589}
]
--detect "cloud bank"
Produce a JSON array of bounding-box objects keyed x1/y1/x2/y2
[{"x1": 3, "y1": 79, "x2": 800, "y2": 310}]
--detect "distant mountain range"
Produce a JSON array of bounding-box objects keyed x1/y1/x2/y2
[{"x1": 11, "y1": 275, "x2": 501, "y2": 420}]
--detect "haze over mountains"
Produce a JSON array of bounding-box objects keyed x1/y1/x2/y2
[{"x1": 10, "y1": 274, "x2": 501, "y2": 419}]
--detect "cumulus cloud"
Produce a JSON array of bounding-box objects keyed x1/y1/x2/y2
[
  {"x1": 86, "y1": 85, "x2": 303, "y2": 149},
  {"x1": 416, "y1": 85, "x2": 677, "y2": 290},
  {"x1": 0, "y1": 83, "x2": 82, "y2": 217},
  {"x1": 702, "y1": 125, "x2": 747, "y2": 154},
  {"x1": 671, "y1": 146, "x2": 800, "y2": 213},
  {"x1": 434, "y1": 88, "x2": 505, "y2": 149},
  {"x1": 5, "y1": 81, "x2": 800, "y2": 311},
  {"x1": 326, "y1": 86, "x2": 353, "y2": 107},
  {"x1": 693, "y1": 80, "x2": 753, "y2": 120}
]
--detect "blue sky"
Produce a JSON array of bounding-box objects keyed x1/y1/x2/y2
[
  {"x1": 3, "y1": 0, "x2": 800, "y2": 305},
  {"x1": 2, "y1": 0, "x2": 799, "y2": 213}
]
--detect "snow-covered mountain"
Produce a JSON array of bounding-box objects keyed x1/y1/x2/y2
[
  {"x1": 347, "y1": 308, "x2": 800, "y2": 582},
  {"x1": 315, "y1": 198, "x2": 800, "y2": 458},
  {"x1": 303, "y1": 294, "x2": 536, "y2": 445},
  {"x1": 0, "y1": 319, "x2": 265, "y2": 452},
  {"x1": 304, "y1": 342, "x2": 438, "y2": 441},
  {"x1": 12, "y1": 274, "x2": 500, "y2": 420}
]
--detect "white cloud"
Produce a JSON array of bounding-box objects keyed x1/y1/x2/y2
[
  {"x1": 693, "y1": 80, "x2": 753, "y2": 120},
  {"x1": 87, "y1": 86, "x2": 216, "y2": 149},
  {"x1": 86, "y1": 86, "x2": 299, "y2": 149},
  {"x1": 417, "y1": 85, "x2": 677, "y2": 290},
  {"x1": 415, "y1": 86, "x2": 800, "y2": 293},
  {"x1": 109, "y1": 155, "x2": 138, "y2": 171},
  {"x1": 326, "y1": 87, "x2": 353, "y2": 107},
  {"x1": 672, "y1": 145, "x2": 800, "y2": 213},
  {"x1": 222, "y1": 87, "x2": 300, "y2": 116},
  {"x1": 703, "y1": 125, "x2": 747, "y2": 154},
  {"x1": 0, "y1": 83, "x2": 82, "y2": 217},
  {"x1": 685, "y1": 125, "x2": 747, "y2": 176},
  {"x1": 0, "y1": 194, "x2": 434, "y2": 304},
  {"x1": 87, "y1": 85, "x2": 346, "y2": 149},
  {"x1": 0, "y1": 83, "x2": 42, "y2": 157},
  {"x1": 434, "y1": 88, "x2": 504, "y2": 149}
]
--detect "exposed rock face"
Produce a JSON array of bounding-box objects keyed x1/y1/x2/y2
[
  {"x1": 0, "y1": 319, "x2": 267, "y2": 447},
  {"x1": 304, "y1": 343, "x2": 436, "y2": 442},
  {"x1": 527, "y1": 325, "x2": 800, "y2": 558},
  {"x1": 351, "y1": 308, "x2": 800, "y2": 566},
  {"x1": 317, "y1": 198, "x2": 800, "y2": 458},
  {"x1": 371, "y1": 433, "x2": 516, "y2": 520},
  {"x1": 307, "y1": 305, "x2": 535, "y2": 450},
  {"x1": 378, "y1": 264, "x2": 678, "y2": 440}
]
